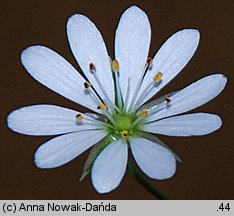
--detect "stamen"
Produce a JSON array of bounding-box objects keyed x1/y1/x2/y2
[
  {"x1": 83, "y1": 84, "x2": 115, "y2": 125},
  {"x1": 133, "y1": 72, "x2": 163, "y2": 110},
  {"x1": 147, "y1": 98, "x2": 172, "y2": 118},
  {"x1": 127, "y1": 57, "x2": 153, "y2": 112},
  {"x1": 139, "y1": 109, "x2": 149, "y2": 118},
  {"x1": 75, "y1": 112, "x2": 110, "y2": 129},
  {"x1": 120, "y1": 130, "x2": 129, "y2": 138},
  {"x1": 84, "y1": 81, "x2": 92, "y2": 89},
  {"x1": 153, "y1": 72, "x2": 163, "y2": 83},
  {"x1": 129, "y1": 109, "x2": 149, "y2": 129},
  {"x1": 89, "y1": 63, "x2": 96, "y2": 73},
  {"x1": 146, "y1": 57, "x2": 153, "y2": 69},
  {"x1": 75, "y1": 113, "x2": 83, "y2": 122},
  {"x1": 97, "y1": 102, "x2": 107, "y2": 110},
  {"x1": 112, "y1": 60, "x2": 119, "y2": 72},
  {"x1": 83, "y1": 82, "x2": 100, "y2": 105},
  {"x1": 133, "y1": 83, "x2": 154, "y2": 110},
  {"x1": 89, "y1": 62, "x2": 119, "y2": 112},
  {"x1": 112, "y1": 60, "x2": 123, "y2": 109},
  {"x1": 165, "y1": 97, "x2": 171, "y2": 107},
  {"x1": 131, "y1": 110, "x2": 149, "y2": 129},
  {"x1": 83, "y1": 113, "x2": 109, "y2": 128}
]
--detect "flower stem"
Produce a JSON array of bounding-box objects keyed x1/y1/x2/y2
[{"x1": 127, "y1": 159, "x2": 169, "y2": 200}]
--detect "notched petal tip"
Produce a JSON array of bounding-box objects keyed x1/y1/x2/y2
[
  {"x1": 172, "y1": 29, "x2": 200, "y2": 51},
  {"x1": 6, "y1": 110, "x2": 15, "y2": 131},
  {"x1": 34, "y1": 156, "x2": 47, "y2": 169},
  {"x1": 33, "y1": 144, "x2": 58, "y2": 169},
  {"x1": 177, "y1": 28, "x2": 200, "y2": 45},
  {"x1": 20, "y1": 45, "x2": 38, "y2": 65},
  {"x1": 125, "y1": 5, "x2": 145, "y2": 13},
  {"x1": 92, "y1": 183, "x2": 114, "y2": 194},
  {"x1": 6, "y1": 108, "x2": 28, "y2": 135},
  {"x1": 20, "y1": 45, "x2": 58, "y2": 74},
  {"x1": 21, "y1": 44, "x2": 44, "y2": 55},
  {"x1": 211, "y1": 114, "x2": 223, "y2": 131},
  {"x1": 66, "y1": 13, "x2": 87, "y2": 27},
  {"x1": 186, "y1": 28, "x2": 200, "y2": 35},
  {"x1": 66, "y1": 14, "x2": 95, "y2": 39},
  {"x1": 220, "y1": 73, "x2": 228, "y2": 84},
  {"x1": 120, "y1": 5, "x2": 149, "y2": 23},
  {"x1": 211, "y1": 73, "x2": 228, "y2": 91},
  {"x1": 179, "y1": 28, "x2": 200, "y2": 36},
  {"x1": 34, "y1": 147, "x2": 50, "y2": 169}
]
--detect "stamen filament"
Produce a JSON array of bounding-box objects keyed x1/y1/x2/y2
[
  {"x1": 131, "y1": 116, "x2": 145, "y2": 130},
  {"x1": 133, "y1": 72, "x2": 163, "y2": 110},
  {"x1": 128, "y1": 61, "x2": 150, "y2": 111},
  {"x1": 90, "y1": 63, "x2": 120, "y2": 112},
  {"x1": 133, "y1": 82, "x2": 155, "y2": 110},
  {"x1": 123, "y1": 78, "x2": 131, "y2": 111},
  {"x1": 85, "y1": 87, "x2": 101, "y2": 105},
  {"x1": 76, "y1": 113, "x2": 109, "y2": 128},
  {"x1": 146, "y1": 100, "x2": 170, "y2": 119},
  {"x1": 84, "y1": 116, "x2": 109, "y2": 128},
  {"x1": 100, "y1": 110, "x2": 115, "y2": 125},
  {"x1": 131, "y1": 109, "x2": 148, "y2": 129},
  {"x1": 113, "y1": 71, "x2": 123, "y2": 110}
]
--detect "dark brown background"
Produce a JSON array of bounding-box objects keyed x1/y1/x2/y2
[{"x1": 1, "y1": 0, "x2": 234, "y2": 199}]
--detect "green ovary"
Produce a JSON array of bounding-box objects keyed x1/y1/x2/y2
[
  {"x1": 105, "y1": 112, "x2": 143, "y2": 140},
  {"x1": 114, "y1": 114, "x2": 133, "y2": 132}
]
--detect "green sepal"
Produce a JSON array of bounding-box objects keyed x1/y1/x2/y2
[{"x1": 79, "y1": 135, "x2": 113, "y2": 181}]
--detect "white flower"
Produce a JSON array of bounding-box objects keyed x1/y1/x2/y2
[{"x1": 7, "y1": 6, "x2": 227, "y2": 194}]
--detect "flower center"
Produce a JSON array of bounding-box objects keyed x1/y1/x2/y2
[
  {"x1": 113, "y1": 113, "x2": 133, "y2": 132},
  {"x1": 105, "y1": 112, "x2": 141, "y2": 140}
]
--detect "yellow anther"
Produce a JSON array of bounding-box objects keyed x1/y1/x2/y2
[
  {"x1": 120, "y1": 130, "x2": 129, "y2": 138},
  {"x1": 153, "y1": 72, "x2": 163, "y2": 83},
  {"x1": 97, "y1": 103, "x2": 107, "y2": 110},
  {"x1": 146, "y1": 57, "x2": 153, "y2": 68},
  {"x1": 89, "y1": 63, "x2": 96, "y2": 73},
  {"x1": 84, "y1": 81, "x2": 91, "y2": 89},
  {"x1": 76, "y1": 113, "x2": 83, "y2": 122},
  {"x1": 112, "y1": 60, "x2": 119, "y2": 72},
  {"x1": 139, "y1": 109, "x2": 148, "y2": 118}
]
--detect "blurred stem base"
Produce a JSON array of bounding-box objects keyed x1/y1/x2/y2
[{"x1": 127, "y1": 159, "x2": 169, "y2": 200}]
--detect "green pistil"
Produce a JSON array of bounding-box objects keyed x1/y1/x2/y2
[
  {"x1": 105, "y1": 112, "x2": 143, "y2": 140},
  {"x1": 114, "y1": 113, "x2": 133, "y2": 131}
]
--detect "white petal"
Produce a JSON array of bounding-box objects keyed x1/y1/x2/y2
[
  {"x1": 144, "y1": 113, "x2": 222, "y2": 136},
  {"x1": 7, "y1": 105, "x2": 102, "y2": 136},
  {"x1": 67, "y1": 14, "x2": 114, "y2": 104},
  {"x1": 136, "y1": 29, "x2": 200, "y2": 106},
  {"x1": 91, "y1": 140, "x2": 128, "y2": 193},
  {"x1": 21, "y1": 46, "x2": 99, "y2": 112},
  {"x1": 35, "y1": 130, "x2": 106, "y2": 168},
  {"x1": 130, "y1": 138, "x2": 176, "y2": 179},
  {"x1": 147, "y1": 74, "x2": 227, "y2": 122},
  {"x1": 114, "y1": 6, "x2": 151, "y2": 107}
]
